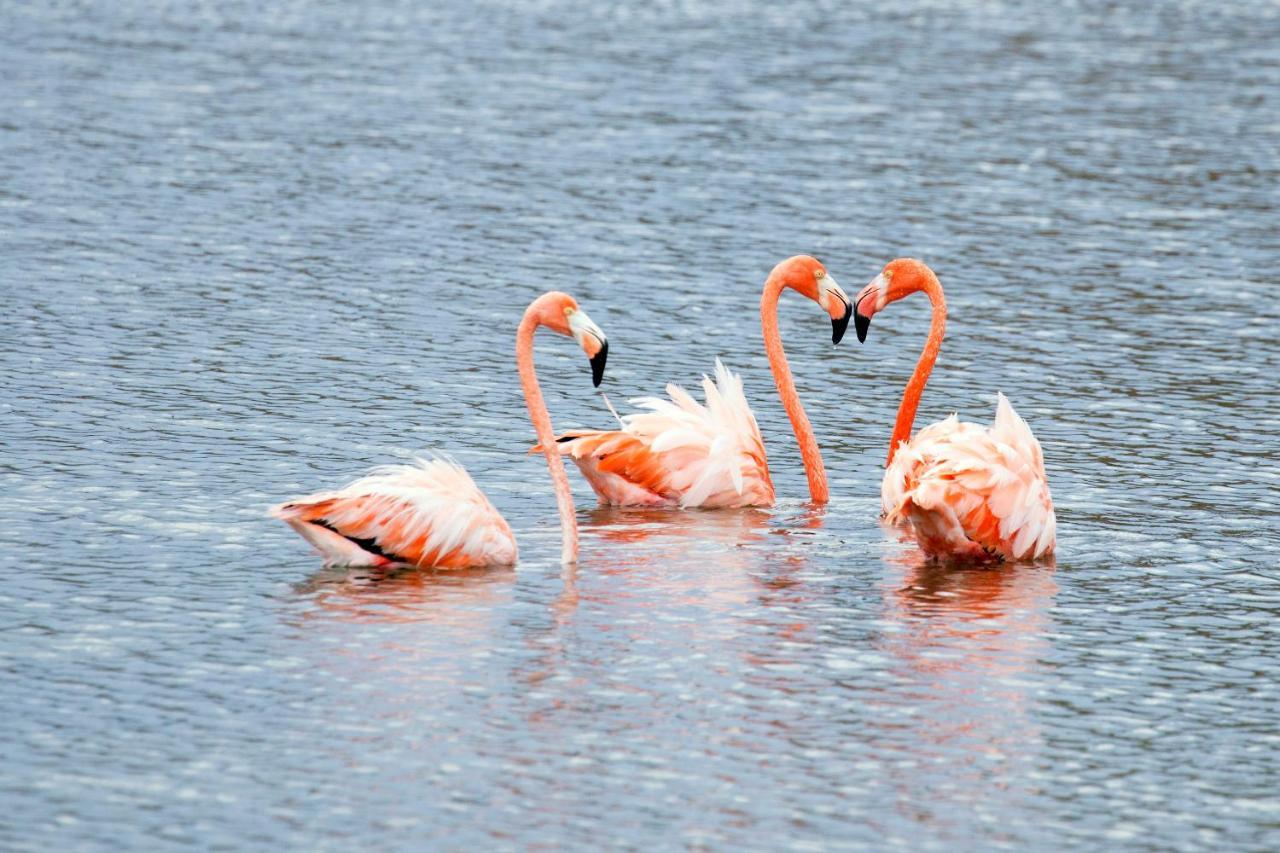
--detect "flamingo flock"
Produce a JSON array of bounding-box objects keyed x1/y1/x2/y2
[{"x1": 273, "y1": 256, "x2": 1055, "y2": 569}]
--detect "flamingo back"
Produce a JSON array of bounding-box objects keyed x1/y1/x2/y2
[
  {"x1": 539, "y1": 430, "x2": 677, "y2": 505},
  {"x1": 544, "y1": 360, "x2": 775, "y2": 508},
  {"x1": 270, "y1": 457, "x2": 518, "y2": 569},
  {"x1": 882, "y1": 393, "x2": 1056, "y2": 561}
]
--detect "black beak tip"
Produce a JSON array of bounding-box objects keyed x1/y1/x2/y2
[
  {"x1": 590, "y1": 340, "x2": 608, "y2": 387},
  {"x1": 831, "y1": 302, "x2": 852, "y2": 345},
  {"x1": 854, "y1": 311, "x2": 870, "y2": 344}
]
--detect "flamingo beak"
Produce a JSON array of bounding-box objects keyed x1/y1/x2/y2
[
  {"x1": 820, "y1": 276, "x2": 853, "y2": 345},
  {"x1": 590, "y1": 340, "x2": 608, "y2": 388},
  {"x1": 853, "y1": 273, "x2": 886, "y2": 343},
  {"x1": 832, "y1": 299, "x2": 852, "y2": 345},
  {"x1": 568, "y1": 308, "x2": 608, "y2": 387}
]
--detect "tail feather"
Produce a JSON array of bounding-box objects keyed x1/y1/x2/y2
[{"x1": 532, "y1": 359, "x2": 773, "y2": 509}]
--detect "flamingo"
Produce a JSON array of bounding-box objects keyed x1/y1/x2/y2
[
  {"x1": 853, "y1": 258, "x2": 1056, "y2": 562},
  {"x1": 270, "y1": 291, "x2": 608, "y2": 568},
  {"x1": 539, "y1": 255, "x2": 851, "y2": 507}
]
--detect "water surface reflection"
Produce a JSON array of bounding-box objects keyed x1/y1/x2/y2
[
  {"x1": 874, "y1": 554, "x2": 1059, "y2": 833},
  {"x1": 294, "y1": 564, "x2": 519, "y2": 625}
]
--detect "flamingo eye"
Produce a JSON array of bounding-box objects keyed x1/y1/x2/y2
[{"x1": 815, "y1": 269, "x2": 825, "y2": 279}]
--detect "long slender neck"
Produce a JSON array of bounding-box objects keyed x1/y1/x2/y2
[
  {"x1": 761, "y1": 277, "x2": 829, "y2": 504},
  {"x1": 516, "y1": 310, "x2": 578, "y2": 563},
  {"x1": 887, "y1": 275, "x2": 946, "y2": 466}
]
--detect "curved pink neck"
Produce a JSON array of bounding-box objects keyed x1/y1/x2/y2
[
  {"x1": 761, "y1": 276, "x2": 829, "y2": 504},
  {"x1": 887, "y1": 274, "x2": 946, "y2": 466},
  {"x1": 517, "y1": 305, "x2": 579, "y2": 563}
]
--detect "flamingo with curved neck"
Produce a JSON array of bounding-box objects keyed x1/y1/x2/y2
[
  {"x1": 760, "y1": 254, "x2": 853, "y2": 504},
  {"x1": 539, "y1": 256, "x2": 851, "y2": 509},
  {"x1": 272, "y1": 291, "x2": 608, "y2": 568},
  {"x1": 853, "y1": 258, "x2": 1056, "y2": 562},
  {"x1": 517, "y1": 291, "x2": 608, "y2": 563},
  {"x1": 853, "y1": 261, "x2": 948, "y2": 465}
]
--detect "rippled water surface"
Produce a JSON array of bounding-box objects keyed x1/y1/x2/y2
[{"x1": 3, "y1": 0, "x2": 1279, "y2": 848}]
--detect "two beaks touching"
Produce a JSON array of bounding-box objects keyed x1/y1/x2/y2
[{"x1": 558, "y1": 254, "x2": 886, "y2": 389}]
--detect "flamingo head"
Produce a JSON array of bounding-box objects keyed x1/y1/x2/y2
[
  {"x1": 769, "y1": 255, "x2": 853, "y2": 344},
  {"x1": 853, "y1": 258, "x2": 933, "y2": 343},
  {"x1": 541, "y1": 292, "x2": 609, "y2": 387}
]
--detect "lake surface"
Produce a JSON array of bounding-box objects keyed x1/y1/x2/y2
[{"x1": 2, "y1": 0, "x2": 1278, "y2": 848}]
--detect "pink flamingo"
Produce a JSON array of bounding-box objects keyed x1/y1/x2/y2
[
  {"x1": 540, "y1": 255, "x2": 851, "y2": 507},
  {"x1": 853, "y1": 258, "x2": 1056, "y2": 561},
  {"x1": 271, "y1": 291, "x2": 608, "y2": 568}
]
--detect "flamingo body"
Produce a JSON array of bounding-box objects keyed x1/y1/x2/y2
[
  {"x1": 854, "y1": 258, "x2": 1057, "y2": 563},
  {"x1": 881, "y1": 394, "x2": 1056, "y2": 561},
  {"x1": 544, "y1": 360, "x2": 775, "y2": 508},
  {"x1": 271, "y1": 458, "x2": 518, "y2": 569},
  {"x1": 542, "y1": 256, "x2": 851, "y2": 508},
  {"x1": 272, "y1": 288, "x2": 611, "y2": 569}
]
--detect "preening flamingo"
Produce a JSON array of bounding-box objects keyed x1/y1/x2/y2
[
  {"x1": 271, "y1": 291, "x2": 608, "y2": 568},
  {"x1": 853, "y1": 259, "x2": 1056, "y2": 561},
  {"x1": 540, "y1": 255, "x2": 851, "y2": 507}
]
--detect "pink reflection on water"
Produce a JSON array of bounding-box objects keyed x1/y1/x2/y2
[{"x1": 874, "y1": 549, "x2": 1060, "y2": 829}]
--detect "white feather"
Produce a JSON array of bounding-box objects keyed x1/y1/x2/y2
[{"x1": 619, "y1": 359, "x2": 772, "y2": 508}]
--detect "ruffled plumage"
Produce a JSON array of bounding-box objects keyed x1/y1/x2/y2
[
  {"x1": 270, "y1": 457, "x2": 518, "y2": 569},
  {"x1": 541, "y1": 360, "x2": 775, "y2": 508},
  {"x1": 882, "y1": 394, "x2": 1056, "y2": 561}
]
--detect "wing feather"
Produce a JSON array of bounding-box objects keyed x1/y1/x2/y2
[
  {"x1": 271, "y1": 457, "x2": 518, "y2": 569},
  {"x1": 545, "y1": 360, "x2": 774, "y2": 508},
  {"x1": 883, "y1": 395, "x2": 1055, "y2": 560}
]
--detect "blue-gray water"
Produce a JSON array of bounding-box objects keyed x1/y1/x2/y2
[{"x1": 2, "y1": 1, "x2": 1278, "y2": 849}]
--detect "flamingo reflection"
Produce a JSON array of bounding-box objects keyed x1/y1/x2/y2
[
  {"x1": 287, "y1": 564, "x2": 518, "y2": 696},
  {"x1": 747, "y1": 503, "x2": 827, "y2": 652},
  {"x1": 874, "y1": 551, "x2": 1058, "y2": 823},
  {"x1": 544, "y1": 504, "x2": 774, "y2": 628},
  {"x1": 520, "y1": 505, "x2": 783, "y2": 719},
  {"x1": 294, "y1": 564, "x2": 516, "y2": 626}
]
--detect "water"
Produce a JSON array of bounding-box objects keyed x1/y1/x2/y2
[{"x1": 2, "y1": 0, "x2": 1278, "y2": 848}]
